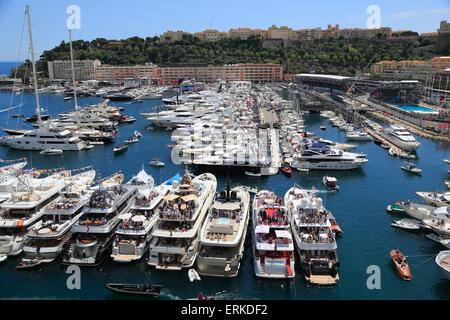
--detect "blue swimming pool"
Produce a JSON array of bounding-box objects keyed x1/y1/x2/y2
[{"x1": 395, "y1": 104, "x2": 438, "y2": 113}]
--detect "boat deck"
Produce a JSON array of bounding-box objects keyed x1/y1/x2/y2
[{"x1": 307, "y1": 274, "x2": 339, "y2": 285}]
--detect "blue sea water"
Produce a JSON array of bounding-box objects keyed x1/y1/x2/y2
[
  {"x1": 0, "y1": 90, "x2": 449, "y2": 300},
  {"x1": 0, "y1": 61, "x2": 22, "y2": 76}
]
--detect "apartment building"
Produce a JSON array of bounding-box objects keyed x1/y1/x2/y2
[
  {"x1": 227, "y1": 28, "x2": 266, "y2": 40},
  {"x1": 160, "y1": 30, "x2": 190, "y2": 42},
  {"x1": 94, "y1": 63, "x2": 158, "y2": 84},
  {"x1": 194, "y1": 29, "x2": 227, "y2": 41},
  {"x1": 47, "y1": 59, "x2": 100, "y2": 81},
  {"x1": 267, "y1": 25, "x2": 298, "y2": 40}
]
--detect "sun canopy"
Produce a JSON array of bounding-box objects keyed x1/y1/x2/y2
[
  {"x1": 165, "y1": 173, "x2": 181, "y2": 186},
  {"x1": 255, "y1": 225, "x2": 270, "y2": 234},
  {"x1": 134, "y1": 169, "x2": 154, "y2": 186},
  {"x1": 181, "y1": 194, "x2": 198, "y2": 202},
  {"x1": 163, "y1": 194, "x2": 179, "y2": 201}
]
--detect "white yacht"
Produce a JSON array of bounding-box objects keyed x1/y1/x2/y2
[
  {"x1": 19, "y1": 170, "x2": 96, "y2": 266},
  {"x1": 0, "y1": 159, "x2": 28, "y2": 202},
  {"x1": 285, "y1": 187, "x2": 340, "y2": 285},
  {"x1": 197, "y1": 184, "x2": 250, "y2": 277},
  {"x1": 435, "y1": 251, "x2": 450, "y2": 281},
  {"x1": 4, "y1": 123, "x2": 87, "y2": 151},
  {"x1": 111, "y1": 170, "x2": 169, "y2": 263},
  {"x1": 291, "y1": 144, "x2": 367, "y2": 170},
  {"x1": 345, "y1": 130, "x2": 372, "y2": 141},
  {"x1": 0, "y1": 173, "x2": 66, "y2": 260},
  {"x1": 416, "y1": 191, "x2": 450, "y2": 207},
  {"x1": 252, "y1": 190, "x2": 295, "y2": 279},
  {"x1": 61, "y1": 183, "x2": 136, "y2": 266},
  {"x1": 384, "y1": 124, "x2": 421, "y2": 151},
  {"x1": 147, "y1": 172, "x2": 217, "y2": 270}
]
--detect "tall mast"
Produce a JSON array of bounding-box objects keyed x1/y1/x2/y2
[
  {"x1": 68, "y1": 29, "x2": 80, "y2": 128},
  {"x1": 26, "y1": 5, "x2": 41, "y2": 125}
]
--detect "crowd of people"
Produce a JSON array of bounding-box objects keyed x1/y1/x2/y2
[
  {"x1": 257, "y1": 207, "x2": 289, "y2": 226},
  {"x1": 299, "y1": 227, "x2": 335, "y2": 244},
  {"x1": 158, "y1": 199, "x2": 195, "y2": 221},
  {"x1": 159, "y1": 220, "x2": 192, "y2": 233},
  {"x1": 135, "y1": 193, "x2": 158, "y2": 207},
  {"x1": 298, "y1": 208, "x2": 329, "y2": 225}
]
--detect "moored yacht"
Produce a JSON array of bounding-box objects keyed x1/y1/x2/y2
[
  {"x1": 0, "y1": 173, "x2": 65, "y2": 260},
  {"x1": 197, "y1": 184, "x2": 250, "y2": 277},
  {"x1": 19, "y1": 170, "x2": 96, "y2": 266},
  {"x1": 416, "y1": 191, "x2": 450, "y2": 207},
  {"x1": 61, "y1": 182, "x2": 136, "y2": 266},
  {"x1": 252, "y1": 190, "x2": 295, "y2": 279},
  {"x1": 111, "y1": 170, "x2": 169, "y2": 263},
  {"x1": 147, "y1": 172, "x2": 217, "y2": 270},
  {"x1": 285, "y1": 187, "x2": 340, "y2": 285},
  {"x1": 384, "y1": 124, "x2": 421, "y2": 151}
]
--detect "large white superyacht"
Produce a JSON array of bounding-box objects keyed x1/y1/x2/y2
[
  {"x1": 111, "y1": 170, "x2": 170, "y2": 263},
  {"x1": 147, "y1": 171, "x2": 217, "y2": 270},
  {"x1": 291, "y1": 143, "x2": 367, "y2": 170},
  {"x1": 285, "y1": 187, "x2": 340, "y2": 285},
  {"x1": 18, "y1": 170, "x2": 96, "y2": 267},
  {"x1": 252, "y1": 190, "x2": 295, "y2": 279},
  {"x1": 197, "y1": 183, "x2": 250, "y2": 277},
  {"x1": 383, "y1": 124, "x2": 421, "y2": 151},
  {"x1": 0, "y1": 173, "x2": 66, "y2": 260},
  {"x1": 61, "y1": 182, "x2": 136, "y2": 266}
]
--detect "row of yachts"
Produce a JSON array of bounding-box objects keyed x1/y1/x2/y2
[{"x1": 0, "y1": 159, "x2": 341, "y2": 285}]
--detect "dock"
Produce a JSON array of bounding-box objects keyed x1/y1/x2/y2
[{"x1": 365, "y1": 127, "x2": 403, "y2": 153}]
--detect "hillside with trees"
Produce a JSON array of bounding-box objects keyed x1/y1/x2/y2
[{"x1": 13, "y1": 35, "x2": 436, "y2": 79}]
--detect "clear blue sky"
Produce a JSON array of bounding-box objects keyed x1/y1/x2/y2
[{"x1": 0, "y1": 0, "x2": 448, "y2": 61}]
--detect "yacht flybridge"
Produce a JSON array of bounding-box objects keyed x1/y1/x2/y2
[
  {"x1": 61, "y1": 182, "x2": 136, "y2": 266},
  {"x1": 285, "y1": 187, "x2": 340, "y2": 285},
  {"x1": 111, "y1": 170, "x2": 169, "y2": 263},
  {"x1": 197, "y1": 184, "x2": 250, "y2": 277},
  {"x1": 147, "y1": 171, "x2": 217, "y2": 270},
  {"x1": 19, "y1": 170, "x2": 96, "y2": 266},
  {"x1": 252, "y1": 190, "x2": 295, "y2": 279},
  {"x1": 0, "y1": 173, "x2": 66, "y2": 260}
]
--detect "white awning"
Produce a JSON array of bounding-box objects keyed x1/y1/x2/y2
[
  {"x1": 255, "y1": 225, "x2": 270, "y2": 234},
  {"x1": 275, "y1": 230, "x2": 292, "y2": 239}
]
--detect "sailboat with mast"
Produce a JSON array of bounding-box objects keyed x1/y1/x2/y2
[{"x1": 2, "y1": 5, "x2": 87, "y2": 151}]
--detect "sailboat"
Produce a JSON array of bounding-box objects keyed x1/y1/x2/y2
[{"x1": 3, "y1": 6, "x2": 86, "y2": 151}]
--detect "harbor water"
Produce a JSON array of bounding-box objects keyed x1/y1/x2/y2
[{"x1": 0, "y1": 91, "x2": 449, "y2": 300}]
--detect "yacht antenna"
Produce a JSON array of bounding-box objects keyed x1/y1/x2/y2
[
  {"x1": 26, "y1": 5, "x2": 41, "y2": 125},
  {"x1": 68, "y1": 28, "x2": 81, "y2": 129}
]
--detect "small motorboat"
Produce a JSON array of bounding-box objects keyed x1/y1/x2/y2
[
  {"x1": 389, "y1": 147, "x2": 399, "y2": 157},
  {"x1": 124, "y1": 137, "x2": 139, "y2": 144},
  {"x1": 0, "y1": 255, "x2": 7, "y2": 263},
  {"x1": 113, "y1": 144, "x2": 128, "y2": 154},
  {"x1": 373, "y1": 138, "x2": 383, "y2": 146},
  {"x1": 245, "y1": 170, "x2": 261, "y2": 177},
  {"x1": 64, "y1": 96, "x2": 73, "y2": 100},
  {"x1": 12, "y1": 114, "x2": 24, "y2": 118},
  {"x1": 147, "y1": 126, "x2": 154, "y2": 130},
  {"x1": 435, "y1": 251, "x2": 450, "y2": 281},
  {"x1": 387, "y1": 202, "x2": 406, "y2": 213},
  {"x1": 167, "y1": 144, "x2": 175, "y2": 148},
  {"x1": 399, "y1": 152, "x2": 416, "y2": 159},
  {"x1": 280, "y1": 163, "x2": 292, "y2": 175},
  {"x1": 296, "y1": 168, "x2": 309, "y2": 173},
  {"x1": 444, "y1": 159, "x2": 450, "y2": 165},
  {"x1": 83, "y1": 145, "x2": 94, "y2": 150},
  {"x1": 40, "y1": 148, "x2": 63, "y2": 156},
  {"x1": 320, "y1": 125, "x2": 326, "y2": 130},
  {"x1": 120, "y1": 116, "x2": 136, "y2": 123},
  {"x1": 134, "y1": 130, "x2": 142, "y2": 138},
  {"x1": 390, "y1": 249, "x2": 412, "y2": 281},
  {"x1": 381, "y1": 143, "x2": 390, "y2": 149},
  {"x1": 148, "y1": 158, "x2": 164, "y2": 167},
  {"x1": 391, "y1": 219, "x2": 421, "y2": 230},
  {"x1": 323, "y1": 176, "x2": 339, "y2": 190},
  {"x1": 105, "y1": 283, "x2": 162, "y2": 297},
  {"x1": 16, "y1": 259, "x2": 42, "y2": 269},
  {"x1": 188, "y1": 269, "x2": 201, "y2": 282},
  {"x1": 24, "y1": 114, "x2": 51, "y2": 122},
  {"x1": 401, "y1": 162, "x2": 422, "y2": 174}
]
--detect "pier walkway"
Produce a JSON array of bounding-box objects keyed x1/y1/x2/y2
[{"x1": 365, "y1": 127, "x2": 403, "y2": 153}]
